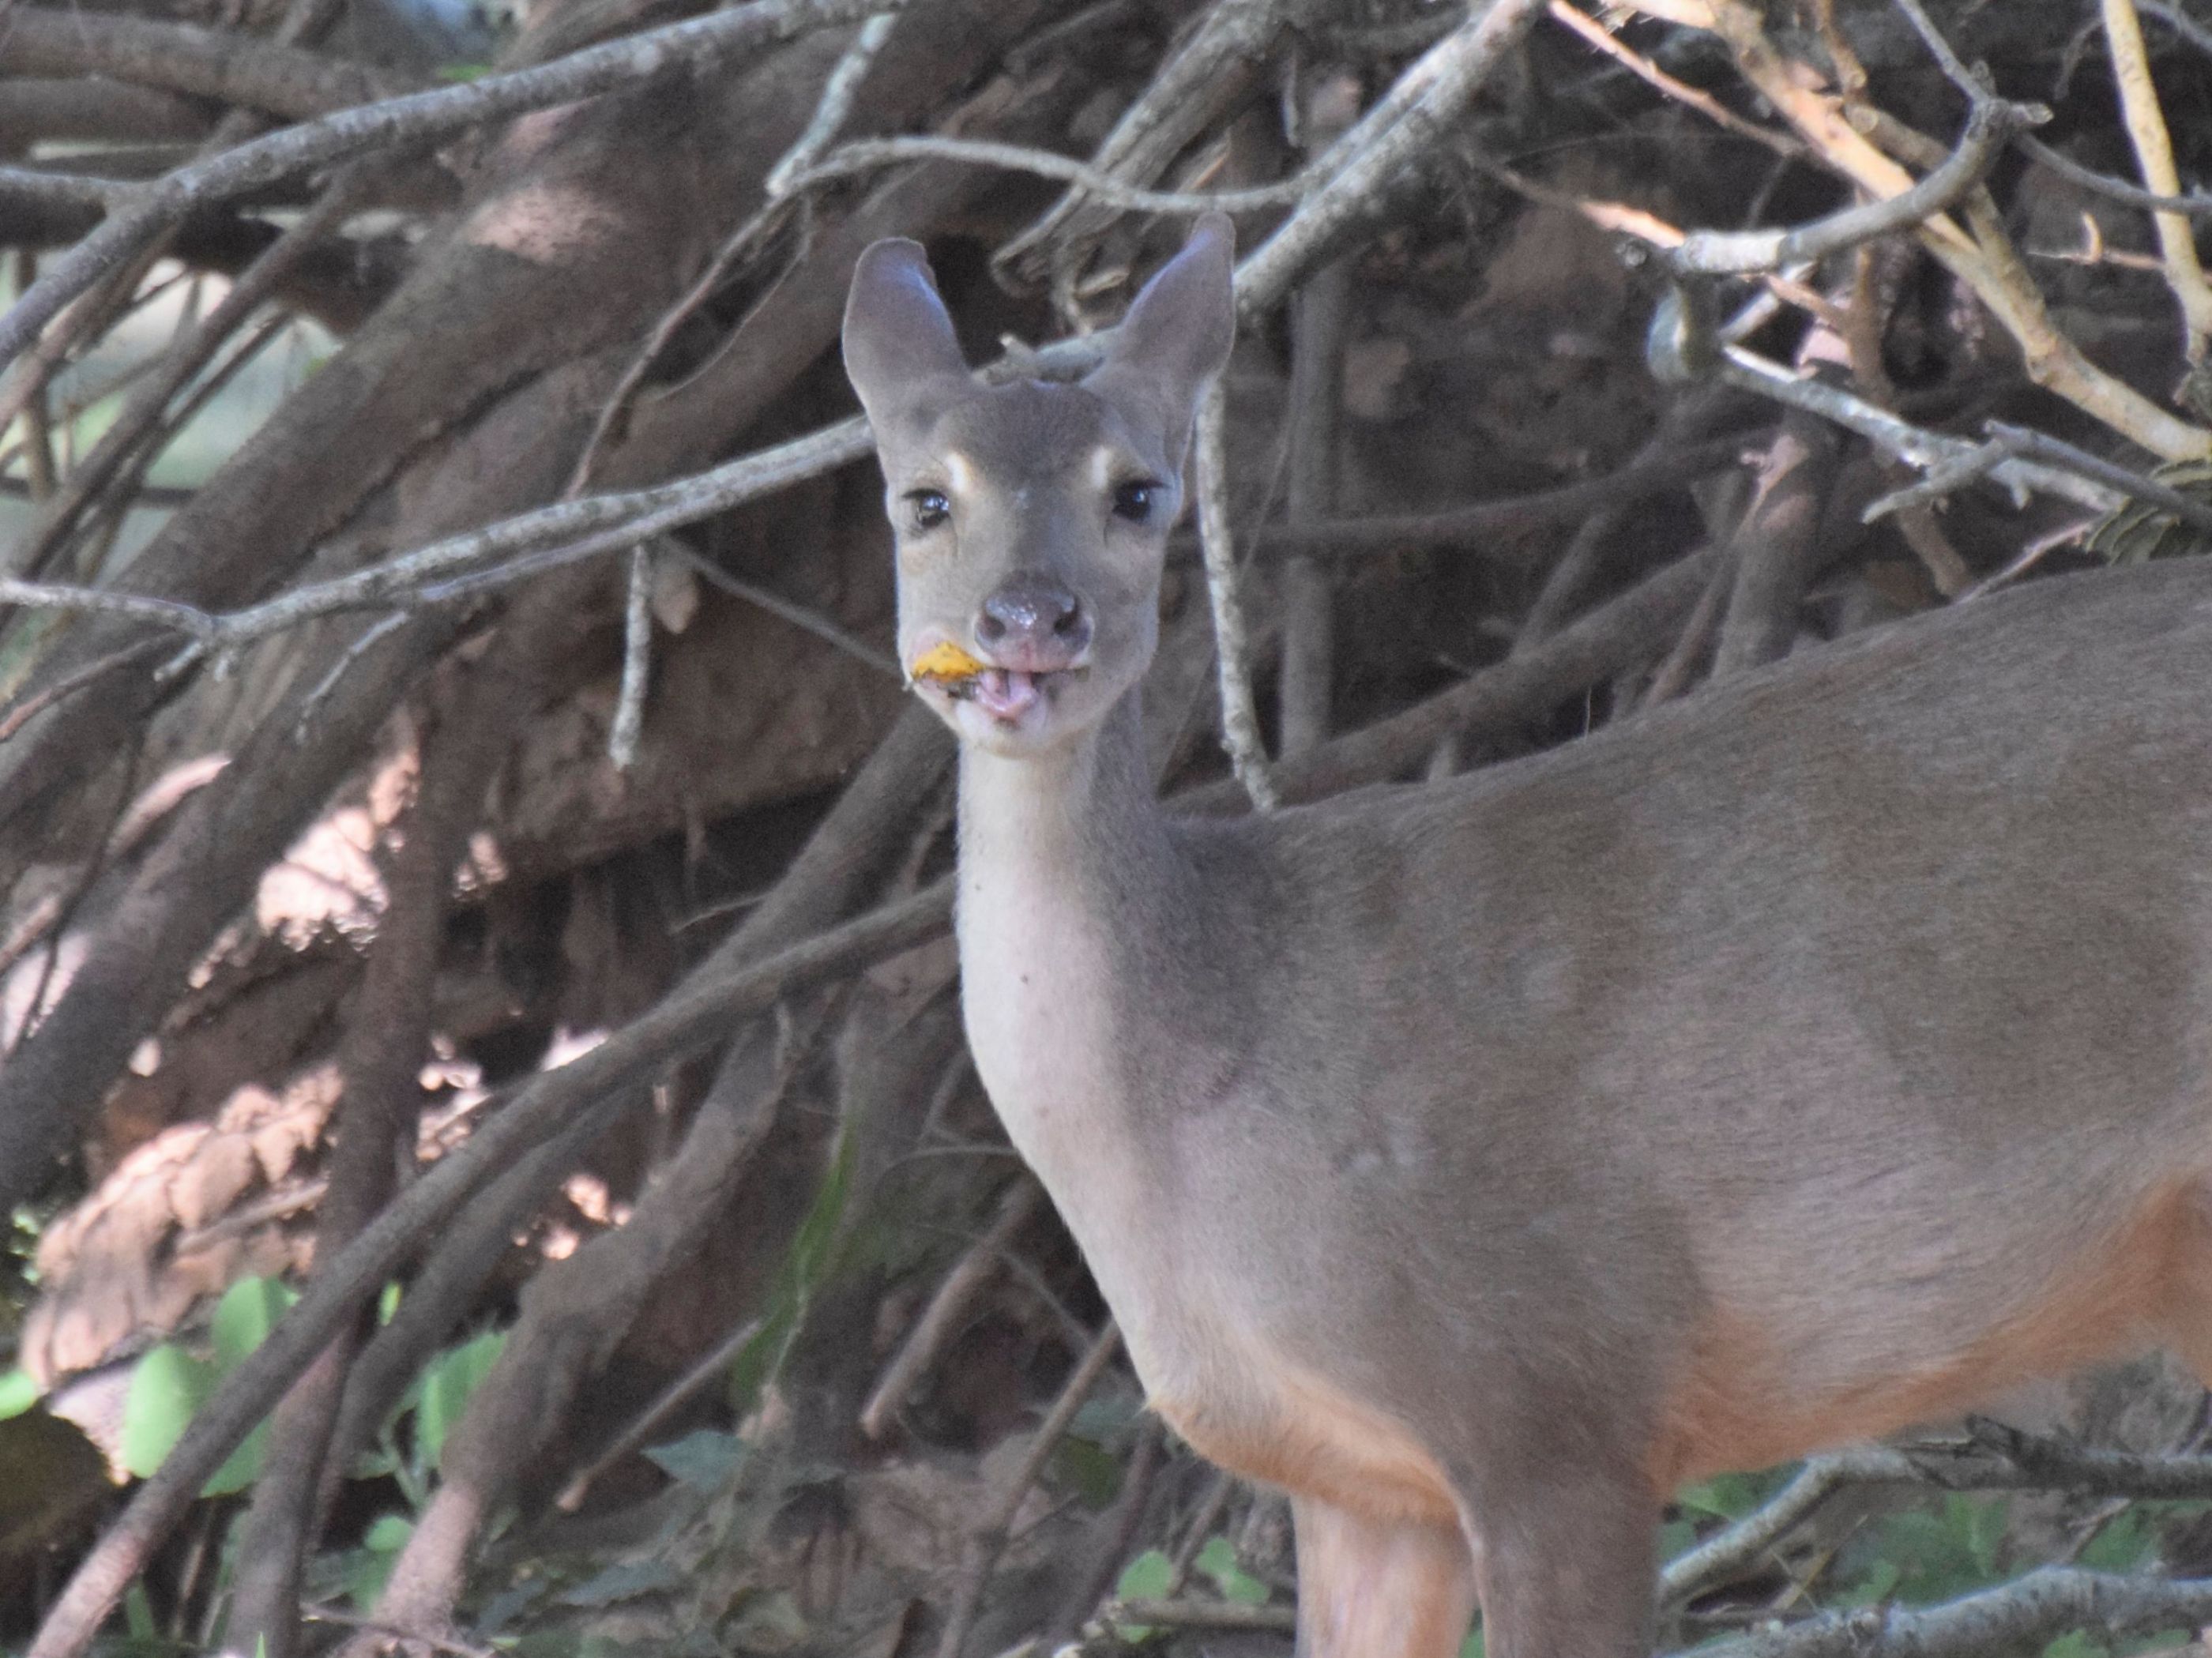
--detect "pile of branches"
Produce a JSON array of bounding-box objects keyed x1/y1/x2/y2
[{"x1": 3, "y1": 0, "x2": 2212, "y2": 1654}]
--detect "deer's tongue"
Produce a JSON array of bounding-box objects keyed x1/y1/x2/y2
[{"x1": 974, "y1": 667, "x2": 1043, "y2": 719}]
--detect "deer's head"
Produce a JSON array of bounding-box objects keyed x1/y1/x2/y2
[{"x1": 842, "y1": 215, "x2": 1235, "y2": 756}]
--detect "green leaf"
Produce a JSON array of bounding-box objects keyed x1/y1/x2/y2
[
  {"x1": 211, "y1": 1276, "x2": 295, "y2": 1374},
  {"x1": 1111, "y1": 1548, "x2": 1175, "y2": 1641},
  {"x1": 1675, "y1": 1467, "x2": 1793, "y2": 1521},
  {"x1": 2078, "y1": 1506, "x2": 2157, "y2": 1573},
  {"x1": 416, "y1": 1329, "x2": 506, "y2": 1472},
  {"x1": 559, "y1": 1558, "x2": 685, "y2": 1607},
  {"x1": 120, "y1": 1344, "x2": 216, "y2": 1478},
  {"x1": 641, "y1": 1429, "x2": 745, "y2": 1492},
  {"x1": 727, "y1": 1130, "x2": 858, "y2": 1416},
  {"x1": 202, "y1": 1413, "x2": 272, "y2": 1496},
  {"x1": 1193, "y1": 1535, "x2": 1269, "y2": 1605},
  {"x1": 2045, "y1": 1634, "x2": 2108, "y2": 1658},
  {"x1": 1460, "y1": 1626, "x2": 1485, "y2": 1658},
  {"x1": 124, "y1": 1582, "x2": 158, "y2": 1643},
  {"x1": 1055, "y1": 1434, "x2": 1123, "y2": 1507},
  {"x1": 0, "y1": 1367, "x2": 37, "y2": 1421},
  {"x1": 378, "y1": 1281, "x2": 402, "y2": 1325},
  {"x1": 1844, "y1": 1494, "x2": 2010, "y2": 1606},
  {"x1": 364, "y1": 1513, "x2": 415, "y2": 1553},
  {"x1": 1115, "y1": 1549, "x2": 1173, "y2": 1601}
]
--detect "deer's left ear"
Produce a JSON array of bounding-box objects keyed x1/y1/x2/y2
[
  {"x1": 844, "y1": 239, "x2": 972, "y2": 437},
  {"x1": 1085, "y1": 214, "x2": 1236, "y2": 462}
]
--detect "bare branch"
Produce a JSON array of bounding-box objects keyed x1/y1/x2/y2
[
  {"x1": 935, "y1": 1321, "x2": 1123, "y2": 1658},
  {"x1": 2099, "y1": 0, "x2": 2212, "y2": 359},
  {"x1": 1236, "y1": 0, "x2": 1551, "y2": 311},
  {"x1": 860, "y1": 1179, "x2": 1044, "y2": 1440},
  {"x1": 1194, "y1": 380, "x2": 1277, "y2": 811},
  {"x1": 2018, "y1": 133, "x2": 2212, "y2": 216},
  {"x1": 1546, "y1": 2, "x2": 1801, "y2": 159},
  {"x1": 1684, "y1": 1567, "x2": 2212, "y2": 1658},
  {"x1": 0, "y1": 9, "x2": 416, "y2": 121},
  {"x1": 788, "y1": 133, "x2": 1309, "y2": 215},
  {"x1": 0, "y1": 0, "x2": 906, "y2": 375},
  {"x1": 24, "y1": 880, "x2": 956, "y2": 1658},
  {"x1": 1668, "y1": 98, "x2": 2041, "y2": 276},
  {"x1": 607, "y1": 545, "x2": 653, "y2": 769}
]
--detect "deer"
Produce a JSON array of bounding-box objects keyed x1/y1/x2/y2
[{"x1": 841, "y1": 212, "x2": 2212, "y2": 1657}]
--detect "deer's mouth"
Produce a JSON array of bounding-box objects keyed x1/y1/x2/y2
[{"x1": 956, "y1": 666, "x2": 1078, "y2": 722}]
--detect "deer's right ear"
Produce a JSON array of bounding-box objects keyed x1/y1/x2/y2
[{"x1": 843, "y1": 239, "x2": 971, "y2": 436}]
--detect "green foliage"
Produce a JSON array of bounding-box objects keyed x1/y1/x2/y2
[
  {"x1": 210, "y1": 1276, "x2": 293, "y2": 1372},
  {"x1": 346, "y1": 1513, "x2": 415, "y2": 1611},
  {"x1": 1108, "y1": 1548, "x2": 1175, "y2": 1640},
  {"x1": 726, "y1": 1127, "x2": 857, "y2": 1417},
  {"x1": 413, "y1": 1327, "x2": 505, "y2": 1473},
  {"x1": 559, "y1": 1558, "x2": 686, "y2": 1608},
  {"x1": 120, "y1": 1343, "x2": 215, "y2": 1481},
  {"x1": 1114, "y1": 1549, "x2": 1172, "y2": 1601},
  {"x1": 118, "y1": 1276, "x2": 297, "y2": 1495},
  {"x1": 641, "y1": 1429, "x2": 745, "y2": 1493},
  {"x1": 2089, "y1": 463, "x2": 2212, "y2": 564},
  {"x1": 2076, "y1": 1505, "x2": 2161, "y2": 1574},
  {"x1": 1839, "y1": 1494, "x2": 2011, "y2": 1607},
  {"x1": 0, "y1": 1367, "x2": 36, "y2": 1421},
  {"x1": 4, "y1": 1202, "x2": 51, "y2": 1334},
  {"x1": 1191, "y1": 1535, "x2": 1268, "y2": 1605},
  {"x1": 1676, "y1": 1467, "x2": 1795, "y2": 1521},
  {"x1": 1052, "y1": 1432, "x2": 1123, "y2": 1506}
]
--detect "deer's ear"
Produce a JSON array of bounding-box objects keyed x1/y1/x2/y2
[
  {"x1": 1087, "y1": 213, "x2": 1236, "y2": 458},
  {"x1": 843, "y1": 239, "x2": 970, "y2": 434}
]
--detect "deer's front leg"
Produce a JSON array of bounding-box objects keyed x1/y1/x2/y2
[
  {"x1": 1463, "y1": 1462, "x2": 1658, "y2": 1658},
  {"x1": 1290, "y1": 1495, "x2": 1478, "y2": 1658}
]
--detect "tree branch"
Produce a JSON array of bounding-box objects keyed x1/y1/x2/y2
[{"x1": 0, "y1": 0, "x2": 905, "y2": 374}]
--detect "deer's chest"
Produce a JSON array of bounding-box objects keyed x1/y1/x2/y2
[{"x1": 955, "y1": 856, "x2": 1459, "y2": 1521}]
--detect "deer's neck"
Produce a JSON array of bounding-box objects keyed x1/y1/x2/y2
[
  {"x1": 955, "y1": 690, "x2": 1174, "y2": 923},
  {"x1": 954, "y1": 690, "x2": 1185, "y2": 1294}
]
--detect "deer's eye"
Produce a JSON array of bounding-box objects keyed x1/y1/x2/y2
[
  {"x1": 906, "y1": 490, "x2": 950, "y2": 532},
  {"x1": 1112, "y1": 480, "x2": 1160, "y2": 523}
]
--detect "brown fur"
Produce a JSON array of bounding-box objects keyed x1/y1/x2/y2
[{"x1": 845, "y1": 218, "x2": 2212, "y2": 1658}]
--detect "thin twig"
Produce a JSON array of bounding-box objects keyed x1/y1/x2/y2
[
  {"x1": 299, "y1": 1607, "x2": 497, "y2": 1658},
  {"x1": 1667, "y1": 98, "x2": 2038, "y2": 276},
  {"x1": 1683, "y1": 1567, "x2": 2212, "y2": 1658},
  {"x1": 1546, "y1": 1, "x2": 1801, "y2": 158},
  {"x1": 0, "y1": 0, "x2": 906, "y2": 375},
  {"x1": 1108, "y1": 1600, "x2": 1296, "y2": 1633},
  {"x1": 1236, "y1": 0, "x2": 1551, "y2": 308},
  {"x1": 935, "y1": 1321, "x2": 1123, "y2": 1658},
  {"x1": 24, "y1": 881, "x2": 956, "y2": 1658},
  {"x1": 7, "y1": 167, "x2": 366, "y2": 580},
  {"x1": 667, "y1": 544, "x2": 897, "y2": 676},
  {"x1": 860, "y1": 1179, "x2": 1044, "y2": 1440},
  {"x1": 1193, "y1": 380, "x2": 1276, "y2": 810},
  {"x1": 765, "y1": 8, "x2": 898, "y2": 197},
  {"x1": 787, "y1": 134, "x2": 1310, "y2": 215},
  {"x1": 2018, "y1": 133, "x2": 2212, "y2": 216},
  {"x1": 564, "y1": 7, "x2": 897, "y2": 498},
  {"x1": 1982, "y1": 420, "x2": 2212, "y2": 534},
  {"x1": 609, "y1": 545, "x2": 652, "y2": 769},
  {"x1": 555, "y1": 1316, "x2": 764, "y2": 1510},
  {"x1": 2099, "y1": 0, "x2": 2212, "y2": 359}
]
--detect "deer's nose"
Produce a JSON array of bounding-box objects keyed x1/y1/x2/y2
[{"x1": 976, "y1": 575, "x2": 1090, "y2": 667}]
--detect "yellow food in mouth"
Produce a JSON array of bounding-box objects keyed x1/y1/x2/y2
[{"x1": 908, "y1": 641, "x2": 986, "y2": 686}]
